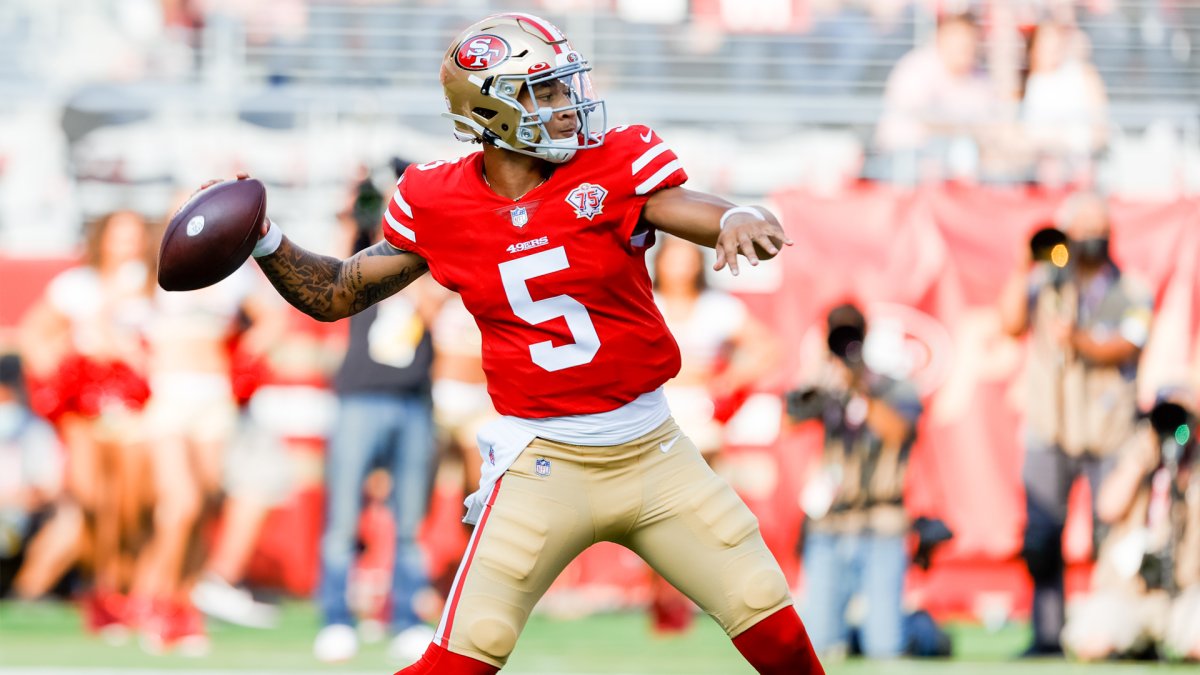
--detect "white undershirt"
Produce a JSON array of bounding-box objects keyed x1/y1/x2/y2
[{"x1": 463, "y1": 388, "x2": 671, "y2": 524}]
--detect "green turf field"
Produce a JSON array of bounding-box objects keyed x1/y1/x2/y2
[{"x1": 0, "y1": 601, "x2": 1191, "y2": 674}]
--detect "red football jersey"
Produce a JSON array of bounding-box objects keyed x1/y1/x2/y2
[{"x1": 382, "y1": 125, "x2": 687, "y2": 418}]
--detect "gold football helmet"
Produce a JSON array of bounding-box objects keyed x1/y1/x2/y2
[{"x1": 440, "y1": 13, "x2": 606, "y2": 164}]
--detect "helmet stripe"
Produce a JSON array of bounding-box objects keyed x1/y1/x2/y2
[{"x1": 505, "y1": 12, "x2": 568, "y2": 54}]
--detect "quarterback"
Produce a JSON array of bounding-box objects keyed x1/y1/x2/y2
[{"x1": 243, "y1": 13, "x2": 822, "y2": 675}]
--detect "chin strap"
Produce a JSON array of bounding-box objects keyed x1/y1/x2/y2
[{"x1": 441, "y1": 112, "x2": 576, "y2": 164}]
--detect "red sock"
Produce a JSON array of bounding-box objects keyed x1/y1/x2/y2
[
  {"x1": 732, "y1": 607, "x2": 825, "y2": 675},
  {"x1": 394, "y1": 643, "x2": 500, "y2": 675}
]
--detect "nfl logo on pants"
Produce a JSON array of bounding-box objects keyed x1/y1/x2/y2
[{"x1": 534, "y1": 457, "x2": 551, "y2": 477}]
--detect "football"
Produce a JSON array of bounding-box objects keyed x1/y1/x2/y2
[{"x1": 157, "y1": 178, "x2": 267, "y2": 291}]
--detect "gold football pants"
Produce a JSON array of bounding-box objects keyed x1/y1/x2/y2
[{"x1": 434, "y1": 418, "x2": 793, "y2": 667}]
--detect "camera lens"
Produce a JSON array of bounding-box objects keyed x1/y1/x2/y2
[{"x1": 1030, "y1": 227, "x2": 1069, "y2": 268}]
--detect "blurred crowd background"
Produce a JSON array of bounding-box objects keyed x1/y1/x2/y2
[{"x1": 3, "y1": 0, "x2": 1200, "y2": 669}]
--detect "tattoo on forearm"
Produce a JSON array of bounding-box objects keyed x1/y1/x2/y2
[{"x1": 257, "y1": 240, "x2": 426, "y2": 321}]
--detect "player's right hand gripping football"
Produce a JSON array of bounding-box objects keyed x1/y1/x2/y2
[{"x1": 714, "y1": 208, "x2": 793, "y2": 277}]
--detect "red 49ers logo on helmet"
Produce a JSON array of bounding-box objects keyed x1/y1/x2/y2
[{"x1": 455, "y1": 34, "x2": 511, "y2": 71}]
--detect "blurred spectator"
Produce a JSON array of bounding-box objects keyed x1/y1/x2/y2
[
  {"x1": 1020, "y1": 21, "x2": 1109, "y2": 185},
  {"x1": 998, "y1": 193, "x2": 1153, "y2": 656},
  {"x1": 875, "y1": 12, "x2": 998, "y2": 180},
  {"x1": 131, "y1": 258, "x2": 286, "y2": 653},
  {"x1": 426, "y1": 271, "x2": 493, "y2": 608},
  {"x1": 653, "y1": 235, "x2": 779, "y2": 463},
  {"x1": 789, "y1": 303, "x2": 923, "y2": 659},
  {"x1": 1062, "y1": 390, "x2": 1200, "y2": 660},
  {"x1": 429, "y1": 291, "x2": 493, "y2": 563},
  {"x1": 189, "y1": 413, "x2": 290, "y2": 631},
  {"x1": 17, "y1": 210, "x2": 155, "y2": 641},
  {"x1": 313, "y1": 175, "x2": 437, "y2": 666},
  {"x1": 0, "y1": 355, "x2": 64, "y2": 597},
  {"x1": 648, "y1": 234, "x2": 779, "y2": 633}
]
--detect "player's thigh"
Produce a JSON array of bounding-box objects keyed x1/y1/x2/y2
[
  {"x1": 439, "y1": 459, "x2": 593, "y2": 667},
  {"x1": 625, "y1": 434, "x2": 791, "y2": 638}
]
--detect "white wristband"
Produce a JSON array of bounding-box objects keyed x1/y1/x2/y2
[
  {"x1": 252, "y1": 219, "x2": 283, "y2": 258},
  {"x1": 719, "y1": 205, "x2": 765, "y2": 230}
]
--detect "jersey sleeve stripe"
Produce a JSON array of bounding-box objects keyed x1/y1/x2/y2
[
  {"x1": 631, "y1": 143, "x2": 671, "y2": 175},
  {"x1": 635, "y1": 159, "x2": 684, "y2": 196},
  {"x1": 391, "y1": 189, "x2": 414, "y2": 219},
  {"x1": 384, "y1": 209, "x2": 417, "y2": 242}
]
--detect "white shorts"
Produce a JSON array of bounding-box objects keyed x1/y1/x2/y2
[
  {"x1": 434, "y1": 379, "x2": 496, "y2": 442},
  {"x1": 143, "y1": 372, "x2": 237, "y2": 443}
]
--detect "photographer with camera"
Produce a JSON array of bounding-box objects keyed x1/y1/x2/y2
[
  {"x1": 789, "y1": 303, "x2": 923, "y2": 659},
  {"x1": 1061, "y1": 389, "x2": 1200, "y2": 660},
  {"x1": 998, "y1": 192, "x2": 1154, "y2": 656}
]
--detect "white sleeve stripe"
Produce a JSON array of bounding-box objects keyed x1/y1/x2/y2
[
  {"x1": 635, "y1": 159, "x2": 684, "y2": 195},
  {"x1": 384, "y1": 209, "x2": 416, "y2": 242},
  {"x1": 631, "y1": 143, "x2": 670, "y2": 175},
  {"x1": 392, "y1": 190, "x2": 414, "y2": 219}
]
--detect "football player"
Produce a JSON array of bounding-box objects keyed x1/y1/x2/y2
[{"x1": 227, "y1": 13, "x2": 821, "y2": 675}]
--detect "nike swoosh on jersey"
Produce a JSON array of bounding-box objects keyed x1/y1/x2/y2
[
  {"x1": 660, "y1": 434, "x2": 681, "y2": 453},
  {"x1": 640, "y1": 129, "x2": 653, "y2": 143}
]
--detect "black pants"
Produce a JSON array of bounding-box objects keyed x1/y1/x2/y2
[{"x1": 1020, "y1": 444, "x2": 1113, "y2": 650}]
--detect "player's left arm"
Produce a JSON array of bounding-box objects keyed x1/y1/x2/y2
[{"x1": 640, "y1": 187, "x2": 793, "y2": 276}]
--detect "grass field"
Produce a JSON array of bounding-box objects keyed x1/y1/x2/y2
[{"x1": 0, "y1": 601, "x2": 1192, "y2": 675}]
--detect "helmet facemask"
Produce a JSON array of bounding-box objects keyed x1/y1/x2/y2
[{"x1": 491, "y1": 60, "x2": 606, "y2": 163}]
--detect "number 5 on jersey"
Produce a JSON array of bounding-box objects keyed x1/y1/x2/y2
[{"x1": 498, "y1": 246, "x2": 601, "y2": 372}]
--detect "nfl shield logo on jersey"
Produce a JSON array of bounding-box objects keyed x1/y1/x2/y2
[
  {"x1": 510, "y1": 206, "x2": 529, "y2": 228},
  {"x1": 534, "y1": 457, "x2": 551, "y2": 477},
  {"x1": 565, "y1": 183, "x2": 608, "y2": 220}
]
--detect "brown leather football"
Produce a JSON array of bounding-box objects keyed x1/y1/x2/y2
[{"x1": 158, "y1": 178, "x2": 266, "y2": 291}]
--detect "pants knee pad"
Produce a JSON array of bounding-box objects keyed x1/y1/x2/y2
[
  {"x1": 463, "y1": 615, "x2": 519, "y2": 662},
  {"x1": 735, "y1": 558, "x2": 792, "y2": 616}
]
